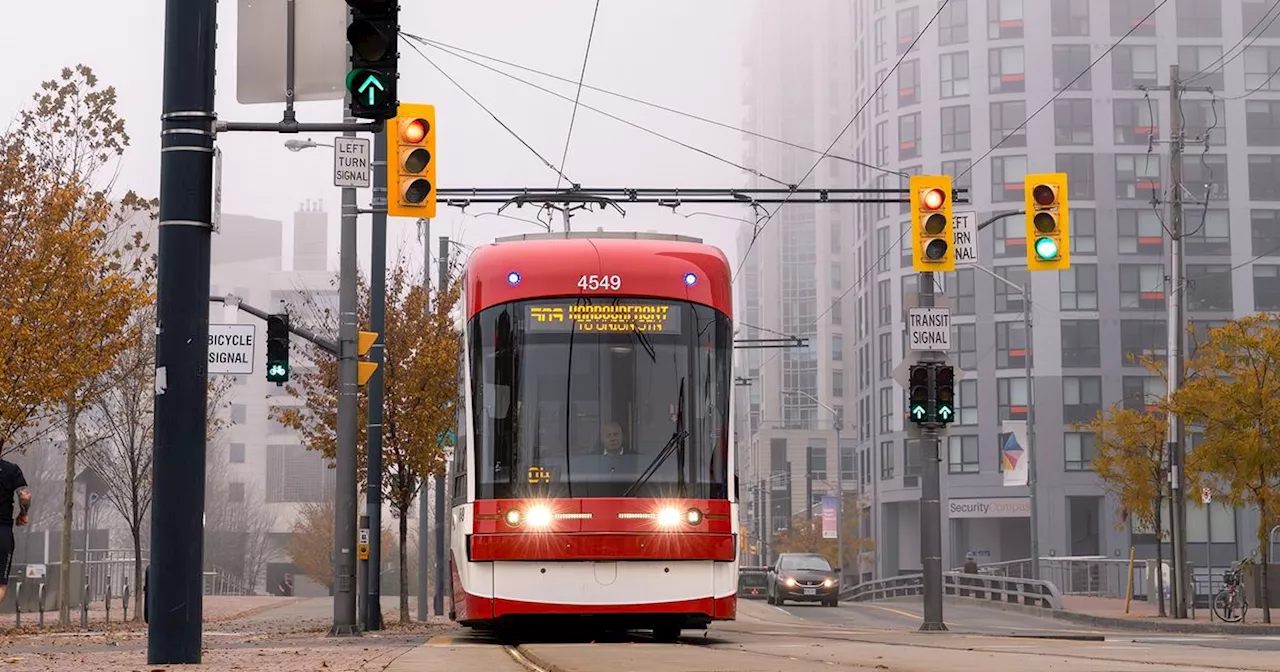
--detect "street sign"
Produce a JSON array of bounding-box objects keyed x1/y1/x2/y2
[
  {"x1": 333, "y1": 137, "x2": 372, "y2": 188},
  {"x1": 1202, "y1": 487, "x2": 1212, "y2": 505},
  {"x1": 908, "y1": 307, "x2": 951, "y2": 351},
  {"x1": 235, "y1": 0, "x2": 346, "y2": 104},
  {"x1": 208, "y1": 324, "x2": 255, "y2": 375},
  {"x1": 952, "y1": 210, "x2": 977, "y2": 266}
]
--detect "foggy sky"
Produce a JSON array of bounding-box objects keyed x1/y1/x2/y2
[{"x1": 2, "y1": 0, "x2": 758, "y2": 277}]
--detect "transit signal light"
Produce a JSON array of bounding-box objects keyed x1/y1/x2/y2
[
  {"x1": 266, "y1": 314, "x2": 290, "y2": 384},
  {"x1": 933, "y1": 365, "x2": 955, "y2": 424},
  {"x1": 1025, "y1": 172, "x2": 1070, "y2": 271},
  {"x1": 357, "y1": 330, "x2": 379, "y2": 387},
  {"x1": 387, "y1": 103, "x2": 437, "y2": 218},
  {"x1": 345, "y1": 0, "x2": 399, "y2": 120},
  {"x1": 908, "y1": 364, "x2": 931, "y2": 425},
  {"x1": 910, "y1": 175, "x2": 955, "y2": 272}
]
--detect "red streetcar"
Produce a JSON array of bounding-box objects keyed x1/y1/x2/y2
[{"x1": 446, "y1": 231, "x2": 738, "y2": 641}]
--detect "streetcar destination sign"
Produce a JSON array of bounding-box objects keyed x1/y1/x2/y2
[{"x1": 908, "y1": 307, "x2": 951, "y2": 352}]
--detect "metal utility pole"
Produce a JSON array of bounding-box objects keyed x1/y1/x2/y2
[
  {"x1": 364, "y1": 127, "x2": 388, "y2": 632},
  {"x1": 805, "y1": 446, "x2": 814, "y2": 522},
  {"x1": 434, "y1": 236, "x2": 450, "y2": 616},
  {"x1": 150, "y1": 0, "x2": 217, "y2": 663},
  {"x1": 331, "y1": 106, "x2": 361, "y2": 637},
  {"x1": 1024, "y1": 280, "x2": 1040, "y2": 581},
  {"x1": 417, "y1": 218, "x2": 431, "y2": 622},
  {"x1": 917, "y1": 272, "x2": 947, "y2": 632},
  {"x1": 834, "y1": 412, "x2": 844, "y2": 583},
  {"x1": 1166, "y1": 64, "x2": 1189, "y2": 620}
]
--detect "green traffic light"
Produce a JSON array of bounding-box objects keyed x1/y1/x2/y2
[
  {"x1": 936, "y1": 405, "x2": 954, "y2": 422},
  {"x1": 910, "y1": 404, "x2": 927, "y2": 420},
  {"x1": 1034, "y1": 237, "x2": 1059, "y2": 260},
  {"x1": 346, "y1": 69, "x2": 389, "y2": 106}
]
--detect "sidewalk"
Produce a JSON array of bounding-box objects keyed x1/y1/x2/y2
[
  {"x1": 1054, "y1": 595, "x2": 1279, "y2": 633},
  {"x1": 0, "y1": 595, "x2": 298, "y2": 631}
]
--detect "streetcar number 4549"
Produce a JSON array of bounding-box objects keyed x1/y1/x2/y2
[{"x1": 578, "y1": 274, "x2": 621, "y2": 291}]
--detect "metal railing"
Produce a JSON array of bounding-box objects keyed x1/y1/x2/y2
[{"x1": 843, "y1": 570, "x2": 1064, "y2": 609}]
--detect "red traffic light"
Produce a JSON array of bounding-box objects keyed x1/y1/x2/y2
[
  {"x1": 935, "y1": 366, "x2": 953, "y2": 385},
  {"x1": 402, "y1": 118, "x2": 428, "y2": 143},
  {"x1": 921, "y1": 188, "x2": 946, "y2": 210},
  {"x1": 1033, "y1": 184, "x2": 1056, "y2": 207}
]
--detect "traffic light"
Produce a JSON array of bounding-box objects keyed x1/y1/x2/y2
[
  {"x1": 933, "y1": 365, "x2": 955, "y2": 424},
  {"x1": 345, "y1": 0, "x2": 399, "y2": 120},
  {"x1": 1025, "y1": 172, "x2": 1070, "y2": 271},
  {"x1": 357, "y1": 330, "x2": 379, "y2": 386},
  {"x1": 266, "y1": 314, "x2": 290, "y2": 384},
  {"x1": 908, "y1": 364, "x2": 931, "y2": 425},
  {"x1": 910, "y1": 175, "x2": 955, "y2": 272},
  {"x1": 387, "y1": 103, "x2": 436, "y2": 218}
]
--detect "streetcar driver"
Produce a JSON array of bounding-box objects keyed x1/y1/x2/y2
[{"x1": 600, "y1": 421, "x2": 628, "y2": 455}]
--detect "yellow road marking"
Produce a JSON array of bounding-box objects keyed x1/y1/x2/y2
[{"x1": 866, "y1": 604, "x2": 921, "y2": 620}]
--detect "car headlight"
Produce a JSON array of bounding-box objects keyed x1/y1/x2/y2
[
  {"x1": 504, "y1": 509, "x2": 522, "y2": 527},
  {"x1": 823, "y1": 578, "x2": 834, "y2": 588},
  {"x1": 526, "y1": 504, "x2": 553, "y2": 528},
  {"x1": 657, "y1": 507, "x2": 681, "y2": 527},
  {"x1": 784, "y1": 577, "x2": 797, "y2": 587}
]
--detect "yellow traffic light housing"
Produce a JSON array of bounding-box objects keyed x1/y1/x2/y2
[
  {"x1": 357, "y1": 330, "x2": 379, "y2": 387},
  {"x1": 387, "y1": 103, "x2": 436, "y2": 218},
  {"x1": 910, "y1": 175, "x2": 955, "y2": 272},
  {"x1": 1025, "y1": 172, "x2": 1070, "y2": 271}
]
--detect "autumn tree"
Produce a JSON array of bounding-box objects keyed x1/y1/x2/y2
[
  {"x1": 1, "y1": 65, "x2": 155, "y2": 626},
  {"x1": 1079, "y1": 405, "x2": 1174, "y2": 616},
  {"x1": 274, "y1": 259, "x2": 460, "y2": 622},
  {"x1": 770, "y1": 494, "x2": 875, "y2": 573},
  {"x1": 1169, "y1": 314, "x2": 1280, "y2": 624},
  {"x1": 285, "y1": 500, "x2": 394, "y2": 595}
]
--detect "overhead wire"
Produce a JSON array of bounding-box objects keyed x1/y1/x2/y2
[
  {"x1": 1184, "y1": 0, "x2": 1280, "y2": 85},
  {"x1": 554, "y1": 1, "x2": 602, "y2": 192}
]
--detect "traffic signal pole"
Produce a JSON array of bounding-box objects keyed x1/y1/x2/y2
[
  {"x1": 151, "y1": 0, "x2": 217, "y2": 663},
  {"x1": 916, "y1": 272, "x2": 946, "y2": 632},
  {"x1": 364, "y1": 125, "x2": 388, "y2": 632},
  {"x1": 435, "y1": 237, "x2": 450, "y2": 616}
]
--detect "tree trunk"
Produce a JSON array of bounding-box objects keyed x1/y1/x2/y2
[
  {"x1": 132, "y1": 525, "x2": 143, "y2": 621},
  {"x1": 399, "y1": 508, "x2": 410, "y2": 623},
  {"x1": 59, "y1": 402, "x2": 79, "y2": 627},
  {"x1": 1260, "y1": 494, "x2": 1271, "y2": 624},
  {"x1": 1154, "y1": 491, "x2": 1166, "y2": 618}
]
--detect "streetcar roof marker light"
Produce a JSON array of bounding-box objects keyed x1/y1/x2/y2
[
  {"x1": 526, "y1": 504, "x2": 552, "y2": 528},
  {"x1": 683, "y1": 272, "x2": 698, "y2": 287},
  {"x1": 657, "y1": 507, "x2": 681, "y2": 527},
  {"x1": 1034, "y1": 237, "x2": 1059, "y2": 260},
  {"x1": 507, "y1": 271, "x2": 521, "y2": 286}
]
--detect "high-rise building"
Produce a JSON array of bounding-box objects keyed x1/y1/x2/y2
[{"x1": 738, "y1": 0, "x2": 1270, "y2": 584}]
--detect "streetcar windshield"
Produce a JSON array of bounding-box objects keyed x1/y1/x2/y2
[{"x1": 469, "y1": 297, "x2": 731, "y2": 500}]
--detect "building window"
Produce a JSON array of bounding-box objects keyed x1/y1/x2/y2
[
  {"x1": 899, "y1": 112, "x2": 921, "y2": 159},
  {"x1": 957, "y1": 379, "x2": 978, "y2": 426},
  {"x1": 1183, "y1": 155, "x2": 1229, "y2": 201},
  {"x1": 1122, "y1": 376, "x2": 1166, "y2": 413},
  {"x1": 988, "y1": 0, "x2": 1024, "y2": 39},
  {"x1": 990, "y1": 101, "x2": 1027, "y2": 148},
  {"x1": 1064, "y1": 433, "x2": 1097, "y2": 471},
  {"x1": 897, "y1": 6, "x2": 919, "y2": 54},
  {"x1": 1112, "y1": 46, "x2": 1158, "y2": 90},
  {"x1": 1060, "y1": 264, "x2": 1099, "y2": 310},
  {"x1": 874, "y1": 17, "x2": 887, "y2": 63},
  {"x1": 1256, "y1": 266, "x2": 1280, "y2": 311},
  {"x1": 875, "y1": 76, "x2": 888, "y2": 116},
  {"x1": 877, "y1": 279, "x2": 892, "y2": 324},
  {"x1": 1185, "y1": 211, "x2": 1231, "y2": 256},
  {"x1": 1244, "y1": 1, "x2": 1280, "y2": 38},
  {"x1": 879, "y1": 332, "x2": 892, "y2": 378},
  {"x1": 832, "y1": 370, "x2": 845, "y2": 398},
  {"x1": 229, "y1": 443, "x2": 246, "y2": 463},
  {"x1": 1053, "y1": 45, "x2": 1092, "y2": 91},
  {"x1": 231, "y1": 404, "x2": 247, "y2": 424},
  {"x1": 809, "y1": 445, "x2": 828, "y2": 481},
  {"x1": 228, "y1": 482, "x2": 245, "y2": 504},
  {"x1": 942, "y1": 159, "x2": 973, "y2": 193},
  {"x1": 1115, "y1": 154, "x2": 1162, "y2": 200},
  {"x1": 988, "y1": 46, "x2": 1025, "y2": 94},
  {"x1": 951, "y1": 323, "x2": 978, "y2": 370},
  {"x1": 948, "y1": 435, "x2": 981, "y2": 474},
  {"x1": 996, "y1": 321, "x2": 1031, "y2": 369},
  {"x1": 1247, "y1": 101, "x2": 1280, "y2": 147},
  {"x1": 879, "y1": 387, "x2": 894, "y2": 433},
  {"x1": 993, "y1": 216, "x2": 1025, "y2": 258},
  {"x1": 991, "y1": 155, "x2": 1027, "y2": 202},
  {"x1": 1063, "y1": 376, "x2": 1103, "y2": 424},
  {"x1": 952, "y1": 268, "x2": 976, "y2": 314},
  {"x1": 1117, "y1": 209, "x2": 1165, "y2": 255},
  {"x1": 880, "y1": 440, "x2": 895, "y2": 480},
  {"x1": 1055, "y1": 154, "x2": 1094, "y2": 200},
  {"x1": 1252, "y1": 210, "x2": 1280, "y2": 256},
  {"x1": 1071, "y1": 208, "x2": 1097, "y2": 255},
  {"x1": 998, "y1": 377, "x2": 1029, "y2": 421},
  {"x1": 898, "y1": 60, "x2": 920, "y2": 106},
  {"x1": 1245, "y1": 47, "x2": 1280, "y2": 93},
  {"x1": 1176, "y1": 0, "x2": 1221, "y2": 38},
  {"x1": 940, "y1": 52, "x2": 970, "y2": 99},
  {"x1": 1120, "y1": 319, "x2": 1167, "y2": 365},
  {"x1": 831, "y1": 333, "x2": 843, "y2": 362},
  {"x1": 1190, "y1": 320, "x2": 1228, "y2": 361},
  {"x1": 1184, "y1": 99, "x2": 1227, "y2": 147},
  {"x1": 1062, "y1": 320, "x2": 1101, "y2": 368},
  {"x1": 1178, "y1": 46, "x2": 1225, "y2": 91},
  {"x1": 1051, "y1": 0, "x2": 1090, "y2": 37},
  {"x1": 1114, "y1": 99, "x2": 1158, "y2": 146},
  {"x1": 1250, "y1": 155, "x2": 1280, "y2": 200},
  {"x1": 1186, "y1": 264, "x2": 1233, "y2": 311},
  {"x1": 1119, "y1": 264, "x2": 1166, "y2": 310},
  {"x1": 841, "y1": 445, "x2": 855, "y2": 483},
  {"x1": 939, "y1": 0, "x2": 969, "y2": 45},
  {"x1": 1055, "y1": 99, "x2": 1093, "y2": 145},
  {"x1": 940, "y1": 106, "x2": 971, "y2": 153},
  {"x1": 1110, "y1": 0, "x2": 1157, "y2": 38},
  {"x1": 994, "y1": 266, "x2": 1028, "y2": 313}
]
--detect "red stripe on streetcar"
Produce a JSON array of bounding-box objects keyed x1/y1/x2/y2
[
  {"x1": 472, "y1": 498, "x2": 734, "y2": 535},
  {"x1": 469, "y1": 532, "x2": 737, "y2": 562}
]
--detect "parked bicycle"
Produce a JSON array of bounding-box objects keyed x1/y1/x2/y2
[{"x1": 1211, "y1": 565, "x2": 1248, "y2": 623}]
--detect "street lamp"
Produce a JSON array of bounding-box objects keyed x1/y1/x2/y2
[
  {"x1": 783, "y1": 389, "x2": 848, "y2": 584},
  {"x1": 284, "y1": 138, "x2": 334, "y2": 152}
]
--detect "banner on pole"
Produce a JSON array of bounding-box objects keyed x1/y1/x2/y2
[
  {"x1": 821, "y1": 496, "x2": 837, "y2": 539},
  {"x1": 1000, "y1": 420, "x2": 1030, "y2": 487}
]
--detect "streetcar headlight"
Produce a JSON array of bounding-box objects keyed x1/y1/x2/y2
[
  {"x1": 526, "y1": 504, "x2": 553, "y2": 528},
  {"x1": 686, "y1": 508, "x2": 703, "y2": 526},
  {"x1": 504, "y1": 509, "x2": 522, "y2": 527},
  {"x1": 657, "y1": 507, "x2": 681, "y2": 527}
]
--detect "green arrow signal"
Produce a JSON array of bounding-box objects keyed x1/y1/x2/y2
[
  {"x1": 911, "y1": 404, "x2": 927, "y2": 420},
  {"x1": 937, "y1": 405, "x2": 953, "y2": 421},
  {"x1": 357, "y1": 74, "x2": 385, "y2": 105}
]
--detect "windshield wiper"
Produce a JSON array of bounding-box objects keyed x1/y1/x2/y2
[{"x1": 623, "y1": 379, "x2": 686, "y2": 497}]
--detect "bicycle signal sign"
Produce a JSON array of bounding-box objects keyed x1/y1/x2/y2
[{"x1": 1202, "y1": 487, "x2": 1212, "y2": 504}]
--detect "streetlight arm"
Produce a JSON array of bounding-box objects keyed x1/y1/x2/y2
[
  {"x1": 968, "y1": 262, "x2": 1026, "y2": 296},
  {"x1": 783, "y1": 388, "x2": 843, "y2": 430},
  {"x1": 976, "y1": 210, "x2": 1025, "y2": 232}
]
